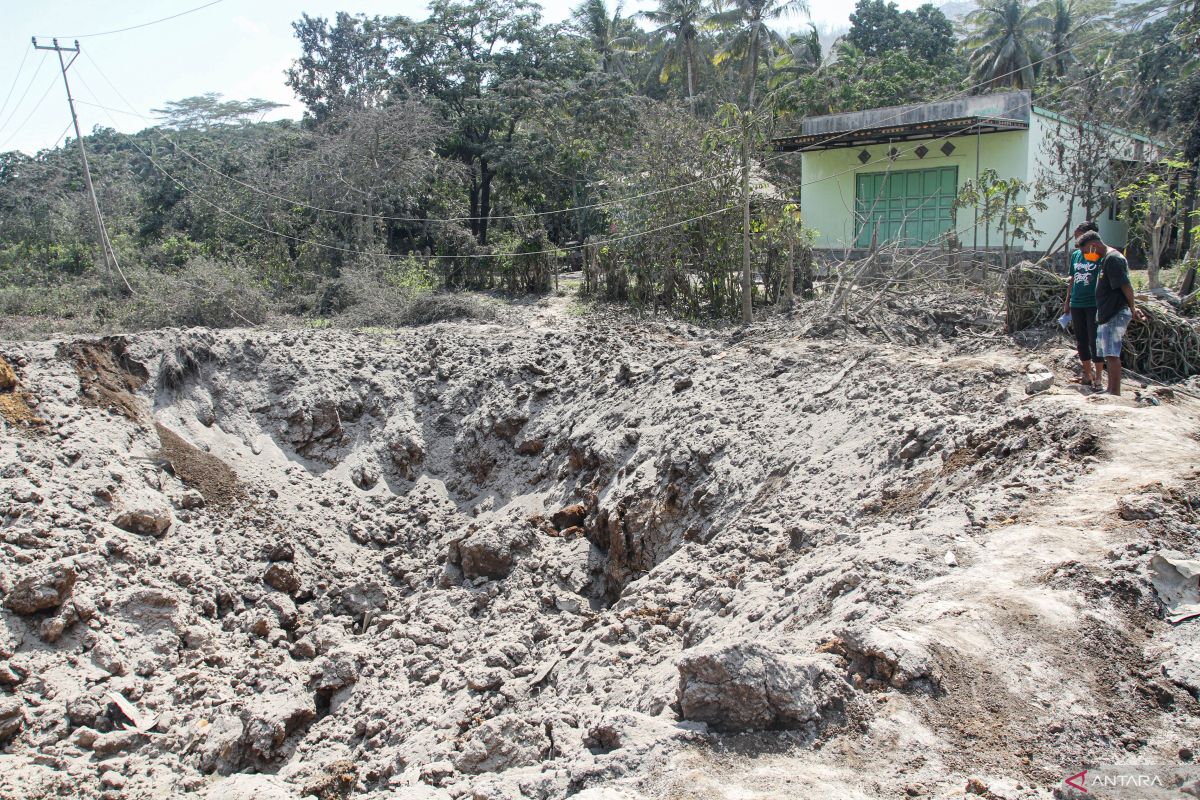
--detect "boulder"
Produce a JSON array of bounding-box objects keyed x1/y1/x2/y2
[
  {"x1": 1025, "y1": 372, "x2": 1054, "y2": 395},
  {"x1": 243, "y1": 689, "x2": 316, "y2": 762},
  {"x1": 263, "y1": 564, "x2": 301, "y2": 596},
  {"x1": 452, "y1": 714, "x2": 548, "y2": 774},
  {"x1": 453, "y1": 525, "x2": 532, "y2": 580},
  {"x1": 113, "y1": 490, "x2": 174, "y2": 537},
  {"x1": 0, "y1": 695, "x2": 24, "y2": 743},
  {"x1": 3, "y1": 561, "x2": 77, "y2": 615},
  {"x1": 676, "y1": 641, "x2": 852, "y2": 733},
  {"x1": 196, "y1": 714, "x2": 245, "y2": 775},
  {"x1": 1117, "y1": 495, "x2": 1164, "y2": 521}
]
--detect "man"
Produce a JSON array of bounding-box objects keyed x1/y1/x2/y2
[
  {"x1": 1077, "y1": 231, "x2": 1145, "y2": 396},
  {"x1": 1062, "y1": 221, "x2": 1103, "y2": 389}
]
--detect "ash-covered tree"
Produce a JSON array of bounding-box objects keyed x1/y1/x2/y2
[{"x1": 965, "y1": 0, "x2": 1051, "y2": 90}]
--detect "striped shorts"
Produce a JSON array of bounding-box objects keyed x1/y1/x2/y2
[{"x1": 1096, "y1": 307, "x2": 1132, "y2": 359}]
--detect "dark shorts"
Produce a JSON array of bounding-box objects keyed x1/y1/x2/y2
[{"x1": 1071, "y1": 306, "x2": 1101, "y2": 363}]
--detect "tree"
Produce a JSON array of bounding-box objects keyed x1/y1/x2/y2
[
  {"x1": 152, "y1": 94, "x2": 287, "y2": 130},
  {"x1": 964, "y1": 0, "x2": 1051, "y2": 90},
  {"x1": 388, "y1": 0, "x2": 584, "y2": 245},
  {"x1": 1118, "y1": 160, "x2": 1190, "y2": 289},
  {"x1": 641, "y1": 0, "x2": 710, "y2": 104},
  {"x1": 286, "y1": 13, "x2": 394, "y2": 123},
  {"x1": 780, "y1": 42, "x2": 963, "y2": 116},
  {"x1": 711, "y1": 0, "x2": 809, "y2": 107},
  {"x1": 570, "y1": 0, "x2": 640, "y2": 76},
  {"x1": 845, "y1": 1, "x2": 955, "y2": 63}
]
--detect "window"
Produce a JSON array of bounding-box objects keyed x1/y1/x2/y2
[{"x1": 854, "y1": 166, "x2": 958, "y2": 248}]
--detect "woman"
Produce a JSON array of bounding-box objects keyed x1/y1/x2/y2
[{"x1": 1062, "y1": 221, "x2": 1104, "y2": 390}]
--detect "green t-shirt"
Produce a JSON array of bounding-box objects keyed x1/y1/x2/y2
[{"x1": 1068, "y1": 248, "x2": 1099, "y2": 308}]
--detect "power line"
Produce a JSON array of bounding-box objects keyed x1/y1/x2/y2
[
  {"x1": 0, "y1": 46, "x2": 33, "y2": 126},
  {"x1": 0, "y1": 72, "x2": 62, "y2": 152},
  {"x1": 0, "y1": 52, "x2": 48, "y2": 143},
  {"x1": 35, "y1": 0, "x2": 228, "y2": 40}
]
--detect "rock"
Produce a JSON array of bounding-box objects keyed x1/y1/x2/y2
[
  {"x1": 944, "y1": 551, "x2": 958, "y2": 567},
  {"x1": 243, "y1": 689, "x2": 316, "y2": 762},
  {"x1": 302, "y1": 758, "x2": 358, "y2": 800},
  {"x1": 263, "y1": 564, "x2": 301, "y2": 596},
  {"x1": 676, "y1": 641, "x2": 853, "y2": 732},
  {"x1": 310, "y1": 649, "x2": 361, "y2": 693},
  {"x1": 3, "y1": 561, "x2": 77, "y2": 615},
  {"x1": 1117, "y1": 495, "x2": 1164, "y2": 521},
  {"x1": 0, "y1": 695, "x2": 24, "y2": 743},
  {"x1": 419, "y1": 760, "x2": 456, "y2": 787},
  {"x1": 1025, "y1": 362, "x2": 1050, "y2": 374},
  {"x1": 517, "y1": 438, "x2": 545, "y2": 455},
  {"x1": 820, "y1": 627, "x2": 941, "y2": 692},
  {"x1": 453, "y1": 524, "x2": 532, "y2": 580},
  {"x1": 113, "y1": 490, "x2": 174, "y2": 537},
  {"x1": 91, "y1": 729, "x2": 143, "y2": 754},
  {"x1": 1025, "y1": 372, "x2": 1054, "y2": 395},
  {"x1": 673, "y1": 377, "x2": 693, "y2": 393},
  {"x1": 550, "y1": 504, "x2": 587, "y2": 531},
  {"x1": 196, "y1": 714, "x2": 245, "y2": 775},
  {"x1": 452, "y1": 714, "x2": 548, "y2": 774}
]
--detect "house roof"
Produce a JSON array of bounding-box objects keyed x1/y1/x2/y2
[{"x1": 772, "y1": 90, "x2": 1032, "y2": 152}]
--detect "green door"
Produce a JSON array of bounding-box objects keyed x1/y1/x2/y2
[{"x1": 854, "y1": 166, "x2": 958, "y2": 248}]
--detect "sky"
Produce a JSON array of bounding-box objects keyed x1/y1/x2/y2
[{"x1": 0, "y1": 0, "x2": 941, "y2": 156}]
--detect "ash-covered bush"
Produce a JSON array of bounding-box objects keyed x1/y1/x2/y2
[
  {"x1": 123, "y1": 256, "x2": 270, "y2": 330},
  {"x1": 395, "y1": 292, "x2": 501, "y2": 326}
]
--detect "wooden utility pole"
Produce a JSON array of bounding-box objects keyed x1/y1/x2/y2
[
  {"x1": 32, "y1": 37, "x2": 131, "y2": 294},
  {"x1": 740, "y1": 124, "x2": 753, "y2": 325}
]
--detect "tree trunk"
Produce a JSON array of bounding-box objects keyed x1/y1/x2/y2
[
  {"x1": 740, "y1": 129, "x2": 752, "y2": 325},
  {"x1": 686, "y1": 47, "x2": 695, "y2": 105},
  {"x1": 479, "y1": 160, "x2": 493, "y2": 246},
  {"x1": 785, "y1": 236, "x2": 795, "y2": 310}
]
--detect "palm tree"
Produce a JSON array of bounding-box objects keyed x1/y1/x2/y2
[
  {"x1": 711, "y1": 0, "x2": 810, "y2": 107},
  {"x1": 769, "y1": 24, "x2": 825, "y2": 110},
  {"x1": 1045, "y1": 0, "x2": 1111, "y2": 77},
  {"x1": 965, "y1": 0, "x2": 1052, "y2": 90},
  {"x1": 571, "y1": 0, "x2": 640, "y2": 76},
  {"x1": 642, "y1": 0, "x2": 710, "y2": 103}
]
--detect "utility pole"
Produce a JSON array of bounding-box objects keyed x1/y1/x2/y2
[{"x1": 32, "y1": 37, "x2": 132, "y2": 294}]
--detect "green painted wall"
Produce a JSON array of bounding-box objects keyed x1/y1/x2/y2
[
  {"x1": 800, "y1": 129, "x2": 1029, "y2": 252},
  {"x1": 798, "y1": 113, "x2": 1138, "y2": 255}
]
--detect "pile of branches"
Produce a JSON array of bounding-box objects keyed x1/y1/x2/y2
[
  {"x1": 1123, "y1": 302, "x2": 1200, "y2": 382},
  {"x1": 1005, "y1": 262, "x2": 1065, "y2": 333},
  {"x1": 1006, "y1": 262, "x2": 1200, "y2": 382}
]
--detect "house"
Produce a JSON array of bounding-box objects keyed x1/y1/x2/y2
[{"x1": 772, "y1": 90, "x2": 1157, "y2": 264}]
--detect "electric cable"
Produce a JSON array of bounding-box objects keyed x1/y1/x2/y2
[
  {"x1": 0, "y1": 46, "x2": 33, "y2": 126},
  {"x1": 35, "y1": 0, "x2": 228, "y2": 40},
  {"x1": 0, "y1": 52, "x2": 48, "y2": 143}
]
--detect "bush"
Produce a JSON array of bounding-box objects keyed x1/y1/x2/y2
[{"x1": 123, "y1": 257, "x2": 270, "y2": 330}]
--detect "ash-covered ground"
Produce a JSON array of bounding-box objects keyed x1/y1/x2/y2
[{"x1": 1, "y1": 295, "x2": 1198, "y2": 800}]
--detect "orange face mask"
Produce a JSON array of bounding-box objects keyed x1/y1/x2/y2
[{"x1": 1083, "y1": 252, "x2": 1101, "y2": 262}]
